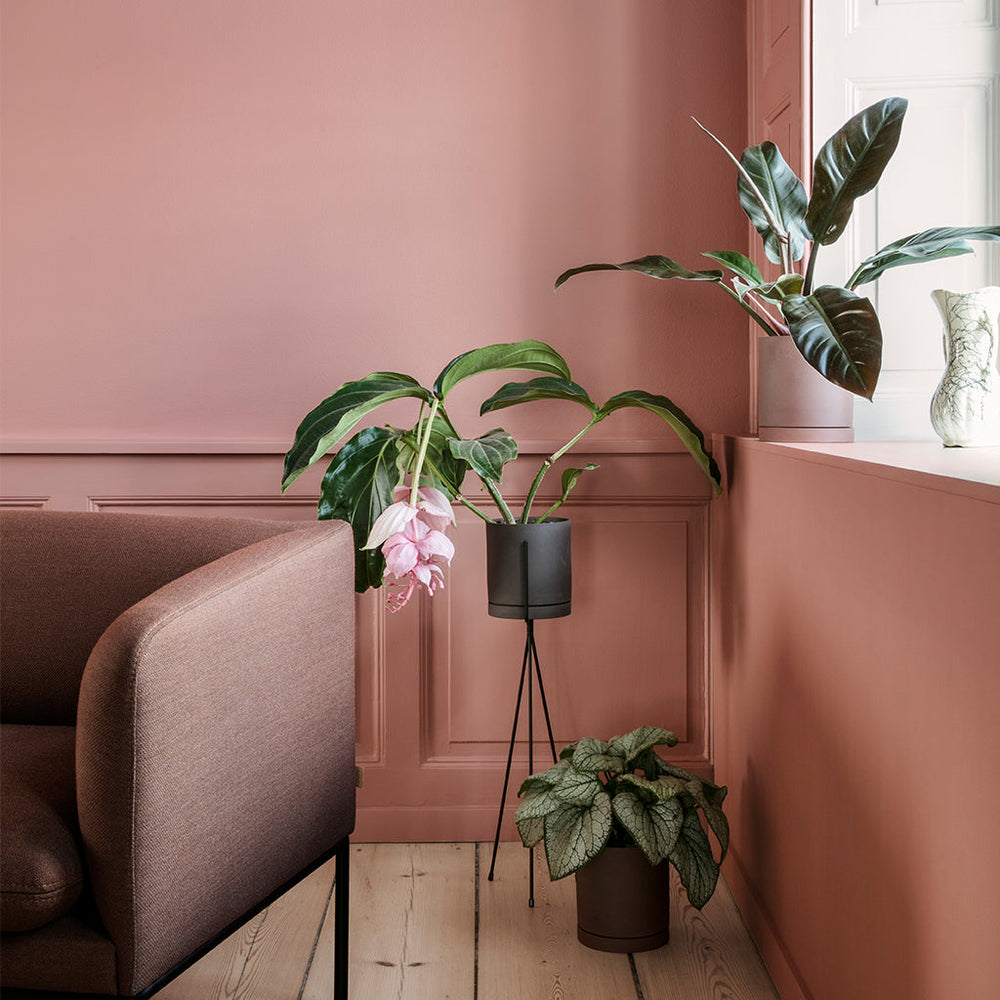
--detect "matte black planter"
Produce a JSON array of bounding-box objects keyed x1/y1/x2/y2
[
  {"x1": 575, "y1": 846, "x2": 670, "y2": 953},
  {"x1": 485, "y1": 518, "x2": 571, "y2": 620}
]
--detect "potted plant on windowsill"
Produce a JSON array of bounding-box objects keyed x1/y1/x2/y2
[
  {"x1": 555, "y1": 97, "x2": 1000, "y2": 441},
  {"x1": 281, "y1": 340, "x2": 721, "y2": 611},
  {"x1": 514, "y1": 725, "x2": 728, "y2": 953}
]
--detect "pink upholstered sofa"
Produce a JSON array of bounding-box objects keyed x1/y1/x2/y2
[{"x1": 0, "y1": 511, "x2": 356, "y2": 998}]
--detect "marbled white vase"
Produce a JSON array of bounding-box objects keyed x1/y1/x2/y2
[{"x1": 929, "y1": 286, "x2": 1000, "y2": 447}]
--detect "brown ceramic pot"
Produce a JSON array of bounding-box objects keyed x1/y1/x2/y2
[
  {"x1": 757, "y1": 335, "x2": 855, "y2": 442},
  {"x1": 574, "y1": 846, "x2": 670, "y2": 952}
]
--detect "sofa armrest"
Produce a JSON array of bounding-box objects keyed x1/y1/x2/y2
[{"x1": 75, "y1": 521, "x2": 356, "y2": 995}]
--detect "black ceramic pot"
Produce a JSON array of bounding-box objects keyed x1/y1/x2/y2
[
  {"x1": 485, "y1": 518, "x2": 571, "y2": 620},
  {"x1": 575, "y1": 845, "x2": 670, "y2": 952}
]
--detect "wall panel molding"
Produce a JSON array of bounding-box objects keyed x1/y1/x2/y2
[{"x1": 0, "y1": 448, "x2": 716, "y2": 841}]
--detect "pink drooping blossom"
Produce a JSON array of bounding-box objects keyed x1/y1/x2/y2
[{"x1": 364, "y1": 486, "x2": 455, "y2": 612}]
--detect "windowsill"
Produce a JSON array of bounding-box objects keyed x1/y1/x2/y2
[{"x1": 734, "y1": 438, "x2": 1000, "y2": 505}]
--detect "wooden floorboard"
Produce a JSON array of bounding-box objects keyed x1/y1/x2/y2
[{"x1": 158, "y1": 842, "x2": 780, "y2": 999}]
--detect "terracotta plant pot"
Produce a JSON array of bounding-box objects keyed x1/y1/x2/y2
[
  {"x1": 574, "y1": 846, "x2": 670, "y2": 953},
  {"x1": 485, "y1": 518, "x2": 571, "y2": 620},
  {"x1": 757, "y1": 335, "x2": 855, "y2": 442}
]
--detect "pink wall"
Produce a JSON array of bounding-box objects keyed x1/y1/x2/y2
[
  {"x1": 712, "y1": 437, "x2": 1000, "y2": 1000},
  {"x1": 1, "y1": 0, "x2": 749, "y2": 450},
  {"x1": 1, "y1": 3, "x2": 748, "y2": 841}
]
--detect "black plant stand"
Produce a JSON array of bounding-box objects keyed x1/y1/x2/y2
[
  {"x1": 486, "y1": 616, "x2": 559, "y2": 906},
  {"x1": 483, "y1": 522, "x2": 571, "y2": 907}
]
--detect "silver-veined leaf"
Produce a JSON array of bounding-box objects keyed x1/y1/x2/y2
[
  {"x1": 433, "y1": 340, "x2": 571, "y2": 399},
  {"x1": 448, "y1": 430, "x2": 518, "y2": 484},
  {"x1": 848, "y1": 225, "x2": 1000, "y2": 288},
  {"x1": 571, "y1": 737, "x2": 625, "y2": 775},
  {"x1": 738, "y1": 141, "x2": 808, "y2": 263},
  {"x1": 617, "y1": 772, "x2": 687, "y2": 803},
  {"x1": 668, "y1": 810, "x2": 720, "y2": 909},
  {"x1": 551, "y1": 769, "x2": 605, "y2": 807},
  {"x1": 479, "y1": 377, "x2": 598, "y2": 416},
  {"x1": 805, "y1": 97, "x2": 907, "y2": 246},
  {"x1": 612, "y1": 790, "x2": 684, "y2": 866},
  {"x1": 608, "y1": 726, "x2": 679, "y2": 764},
  {"x1": 317, "y1": 426, "x2": 403, "y2": 593},
  {"x1": 542, "y1": 793, "x2": 613, "y2": 881},
  {"x1": 781, "y1": 285, "x2": 882, "y2": 399},
  {"x1": 517, "y1": 759, "x2": 571, "y2": 795},
  {"x1": 598, "y1": 392, "x2": 720, "y2": 494},
  {"x1": 515, "y1": 814, "x2": 545, "y2": 848},
  {"x1": 685, "y1": 779, "x2": 730, "y2": 861},
  {"x1": 282, "y1": 373, "x2": 429, "y2": 491}
]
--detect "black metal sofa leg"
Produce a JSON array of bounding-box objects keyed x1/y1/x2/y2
[{"x1": 334, "y1": 837, "x2": 350, "y2": 1000}]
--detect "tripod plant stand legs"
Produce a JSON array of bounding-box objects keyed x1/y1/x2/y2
[{"x1": 486, "y1": 619, "x2": 558, "y2": 906}]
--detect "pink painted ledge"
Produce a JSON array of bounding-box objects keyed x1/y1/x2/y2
[{"x1": 727, "y1": 437, "x2": 1000, "y2": 505}]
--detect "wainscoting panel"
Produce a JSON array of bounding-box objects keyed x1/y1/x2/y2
[{"x1": 0, "y1": 448, "x2": 714, "y2": 841}]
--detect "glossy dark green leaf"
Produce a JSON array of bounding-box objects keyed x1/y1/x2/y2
[
  {"x1": 543, "y1": 793, "x2": 613, "y2": 880},
  {"x1": 746, "y1": 273, "x2": 804, "y2": 302},
  {"x1": 805, "y1": 97, "x2": 908, "y2": 246},
  {"x1": 555, "y1": 255, "x2": 723, "y2": 289},
  {"x1": 396, "y1": 414, "x2": 469, "y2": 497},
  {"x1": 738, "y1": 141, "x2": 808, "y2": 263},
  {"x1": 781, "y1": 285, "x2": 882, "y2": 399},
  {"x1": 668, "y1": 810, "x2": 720, "y2": 909},
  {"x1": 848, "y1": 225, "x2": 1000, "y2": 288},
  {"x1": 598, "y1": 391, "x2": 722, "y2": 494},
  {"x1": 433, "y1": 340, "x2": 571, "y2": 400},
  {"x1": 448, "y1": 430, "x2": 518, "y2": 484},
  {"x1": 317, "y1": 426, "x2": 403, "y2": 593},
  {"x1": 702, "y1": 250, "x2": 763, "y2": 286},
  {"x1": 282, "y1": 373, "x2": 429, "y2": 491},
  {"x1": 479, "y1": 377, "x2": 598, "y2": 416},
  {"x1": 612, "y1": 790, "x2": 684, "y2": 867}
]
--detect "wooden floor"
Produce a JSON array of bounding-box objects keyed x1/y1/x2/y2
[{"x1": 158, "y1": 842, "x2": 781, "y2": 999}]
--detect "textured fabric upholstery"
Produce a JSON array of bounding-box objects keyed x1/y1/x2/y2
[
  {"x1": 0, "y1": 511, "x2": 357, "y2": 996},
  {"x1": 0, "y1": 725, "x2": 83, "y2": 931}
]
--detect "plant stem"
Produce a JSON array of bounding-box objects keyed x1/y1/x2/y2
[
  {"x1": 803, "y1": 241, "x2": 819, "y2": 295},
  {"x1": 520, "y1": 417, "x2": 599, "y2": 522},
  {"x1": 409, "y1": 397, "x2": 439, "y2": 506},
  {"x1": 485, "y1": 479, "x2": 516, "y2": 523},
  {"x1": 716, "y1": 283, "x2": 785, "y2": 336}
]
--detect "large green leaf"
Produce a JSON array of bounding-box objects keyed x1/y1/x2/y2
[
  {"x1": 746, "y1": 273, "x2": 804, "y2": 302},
  {"x1": 479, "y1": 377, "x2": 598, "y2": 416},
  {"x1": 571, "y1": 737, "x2": 625, "y2": 775},
  {"x1": 685, "y1": 779, "x2": 730, "y2": 861},
  {"x1": 805, "y1": 97, "x2": 908, "y2": 246},
  {"x1": 555, "y1": 255, "x2": 723, "y2": 289},
  {"x1": 551, "y1": 769, "x2": 605, "y2": 807},
  {"x1": 617, "y1": 772, "x2": 687, "y2": 803},
  {"x1": 608, "y1": 726, "x2": 679, "y2": 765},
  {"x1": 515, "y1": 814, "x2": 545, "y2": 849},
  {"x1": 738, "y1": 141, "x2": 808, "y2": 264},
  {"x1": 282, "y1": 373, "x2": 429, "y2": 491},
  {"x1": 781, "y1": 285, "x2": 882, "y2": 399},
  {"x1": 598, "y1": 392, "x2": 722, "y2": 494},
  {"x1": 448, "y1": 430, "x2": 518, "y2": 484},
  {"x1": 848, "y1": 225, "x2": 1000, "y2": 288},
  {"x1": 397, "y1": 413, "x2": 469, "y2": 497},
  {"x1": 702, "y1": 250, "x2": 763, "y2": 286},
  {"x1": 612, "y1": 790, "x2": 684, "y2": 866},
  {"x1": 668, "y1": 810, "x2": 720, "y2": 909},
  {"x1": 514, "y1": 785, "x2": 561, "y2": 822},
  {"x1": 518, "y1": 759, "x2": 571, "y2": 794},
  {"x1": 543, "y1": 794, "x2": 613, "y2": 880},
  {"x1": 432, "y1": 340, "x2": 571, "y2": 399},
  {"x1": 317, "y1": 426, "x2": 403, "y2": 593}
]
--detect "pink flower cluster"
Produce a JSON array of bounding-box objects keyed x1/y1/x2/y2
[{"x1": 364, "y1": 486, "x2": 455, "y2": 612}]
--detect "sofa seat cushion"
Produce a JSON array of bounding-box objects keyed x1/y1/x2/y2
[{"x1": 1, "y1": 724, "x2": 84, "y2": 932}]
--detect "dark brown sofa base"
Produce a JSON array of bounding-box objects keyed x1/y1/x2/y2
[{"x1": 0, "y1": 836, "x2": 350, "y2": 1000}]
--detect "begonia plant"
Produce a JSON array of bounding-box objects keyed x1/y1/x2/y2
[{"x1": 282, "y1": 340, "x2": 721, "y2": 610}]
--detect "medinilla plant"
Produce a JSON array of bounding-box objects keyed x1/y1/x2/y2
[
  {"x1": 556, "y1": 97, "x2": 1000, "y2": 400},
  {"x1": 282, "y1": 341, "x2": 721, "y2": 609},
  {"x1": 514, "y1": 726, "x2": 729, "y2": 909}
]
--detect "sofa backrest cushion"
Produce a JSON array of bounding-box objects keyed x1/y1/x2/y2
[
  {"x1": 0, "y1": 511, "x2": 306, "y2": 724},
  {"x1": 0, "y1": 724, "x2": 83, "y2": 932}
]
